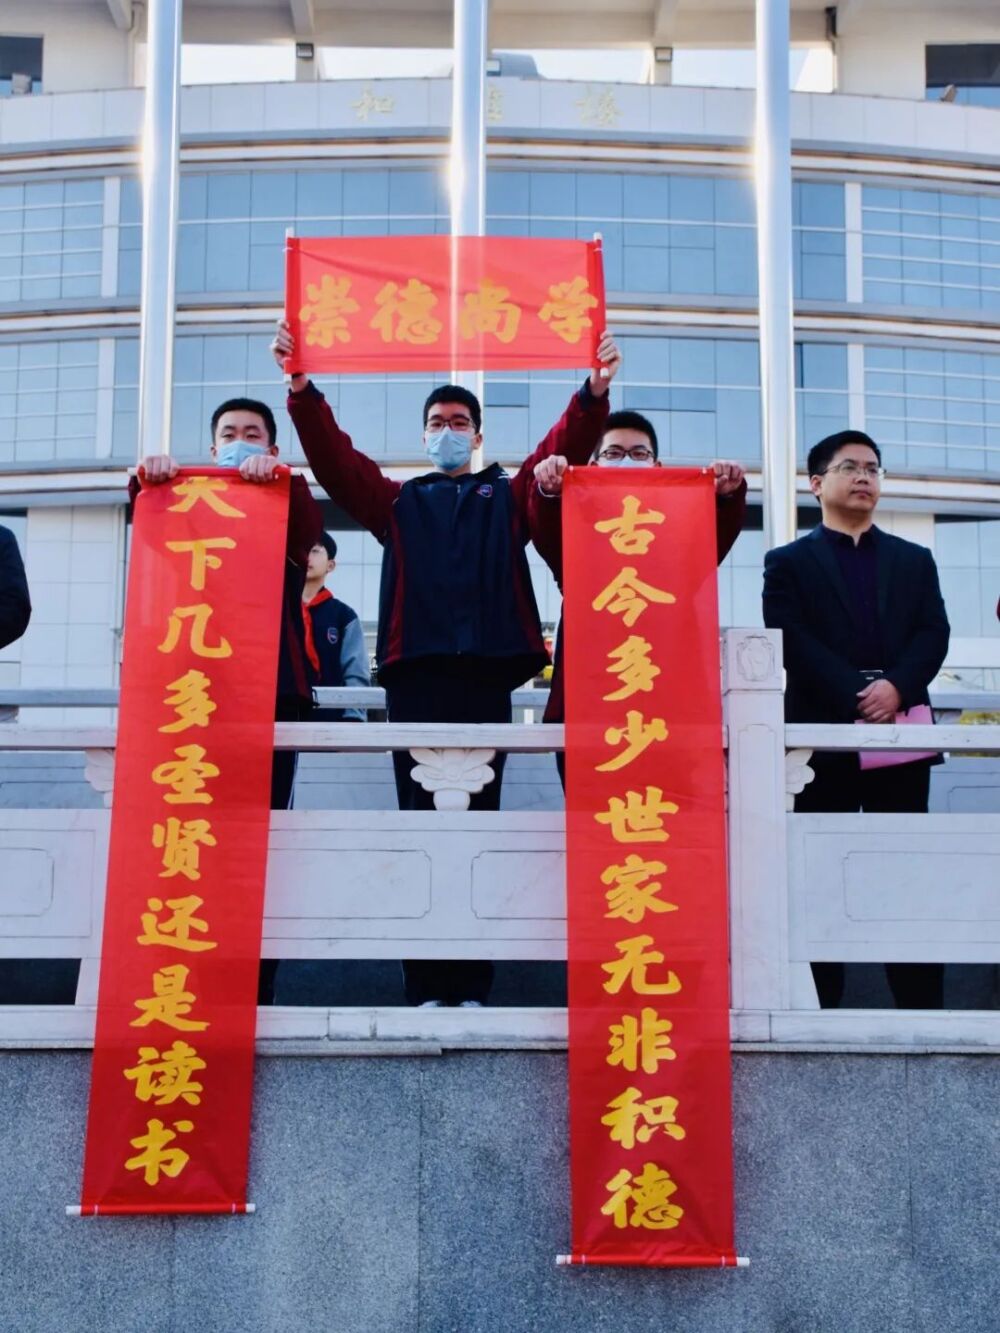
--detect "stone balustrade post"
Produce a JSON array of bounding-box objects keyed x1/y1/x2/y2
[{"x1": 722, "y1": 627, "x2": 793, "y2": 1015}]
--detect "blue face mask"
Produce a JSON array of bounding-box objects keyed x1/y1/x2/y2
[
  {"x1": 425, "y1": 427, "x2": 473, "y2": 473},
  {"x1": 215, "y1": 441, "x2": 269, "y2": 469}
]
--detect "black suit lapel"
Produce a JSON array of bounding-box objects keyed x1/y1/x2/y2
[{"x1": 805, "y1": 527, "x2": 854, "y2": 620}]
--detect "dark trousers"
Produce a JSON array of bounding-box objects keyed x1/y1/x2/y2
[
  {"x1": 386, "y1": 662, "x2": 511, "y2": 1006},
  {"x1": 794, "y1": 752, "x2": 943, "y2": 1010},
  {"x1": 259, "y1": 695, "x2": 314, "y2": 1005}
]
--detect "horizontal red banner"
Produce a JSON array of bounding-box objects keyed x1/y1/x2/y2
[{"x1": 284, "y1": 234, "x2": 606, "y2": 373}]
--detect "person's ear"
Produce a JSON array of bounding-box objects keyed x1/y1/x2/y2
[
  {"x1": 268, "y1": 442, "x2": 279, "y2": 456},
  {"x1": 808, "y1": 474, "x2": 823, "y2": 498},
  {"x1": 209, "y1": 439, "x2": 218, "y2": 457},
  {"x1": 654, "y1": 458, "x2": 662, "y2": 468},
  {"x1": 328, "y1": 559, "x2": 336, "y2": 574},
  {"x1": 473, "y1": 431, "x2": 483, "y2": 450}
]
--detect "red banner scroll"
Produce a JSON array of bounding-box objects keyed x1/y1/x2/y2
[
  {"x1": 79, "y1": 468, "x2": 289, "y2": 1215},
  {"x1": 562, "y1": 468, "x2": 737, "y2": 1267},
  {"x1": 284, "y1": 235, "x2": 605, "y2": 374}
]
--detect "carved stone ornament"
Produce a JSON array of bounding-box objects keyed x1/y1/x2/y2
[
  {"x1": 84, "y1": 748, "x2": 116, "y2": 807},
  {"x1": 736, "y1": 634, "x2": 776, "y2": 684},
  {"x1": 784, "y1": 748, "x2": 815, "y2": 811},
  {"x1": 408, "y1": 747, "x2": 496, "y2": 811}
]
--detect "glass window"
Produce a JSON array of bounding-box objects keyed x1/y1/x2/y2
[
  {"x1": 863, "y1": 183, "x2": 1000, "y2": 313},
  {"x1": 934, "y1": 516, "x2": 1000, "y2": 637},
  {"x1": 926, "y1": 44, "x2": 1000, "y2": 105},
  {"x1": 865, "y1": 343, "x2": 1000, "y2": 476},
  {"x1": 0, "y1": 339, "x2": 99, "y2": 461},
  {"x1": 0, "y1": 35, "x2": 43, "y2": 96},
  {"x1": 0, "y1": 175, "x2": 105, "y2": 303}
]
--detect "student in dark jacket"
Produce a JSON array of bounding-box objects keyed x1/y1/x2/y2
[
  {"x1": 272, "y1": 320, "x2": 621, "y2": 1006},
  {"x1": 0, "y1": 524, "x2": 30, "y2": 650},
  {"x1": 134, "y1": 397, "x2": 323, "y2": 812},
  {"x1": 763, "y1": 428, "x2": 950, "y2": 1010},
  {"x1": 134, "y1": 397, "x2": 323, "y2": 1007},
  {"x1": 527, "y1": 409, "x2": 747, "y2": 784},
  {"x1": 303, "y1": 532, "x2": 370, "y2": 721}
]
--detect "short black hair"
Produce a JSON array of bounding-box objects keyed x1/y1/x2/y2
[
  {"x1": 423, "y1": 384, "x2": 482, "y2": 433},
  {"x1": 318, "y1": 532, "x2": 337, "y2": 561},
  {"x1": 807, "y1": 429, "x2": 881, "y2": 477},
  {"x1": 599, "y1": 410, "x2": 659, "y2": 460},
  {"x1": 210, "y1": 397, "x2": 278, "y2": 446}
]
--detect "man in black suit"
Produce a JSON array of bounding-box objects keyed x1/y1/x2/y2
[
  {"x1": 0, "y1": 524, "x2": 30, "y2": 651},
  {"x1": 763, "y1": 429, "x2": 950, "y2": 1010}
]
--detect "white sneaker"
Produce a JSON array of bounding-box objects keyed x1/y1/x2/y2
[
  {"x1": 458, "y1": 1000, "x2": 484, "y2": 1008},
  {"x1": 418, "y1": 999, "x2": 445, "y2": 1008}
]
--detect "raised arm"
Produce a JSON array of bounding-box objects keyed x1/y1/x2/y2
[
  {"x1": 510, "y1": 331, "x2": 620, "y2": 518},
  {"x1": 287, "y1": 382, "x2": 400, "y2": 540},
  {"x1": 527, "y1": 461, "x2": 566, "y2": 588},
  {"x1": 272, "y1": 321, "x2": 400, "y2": 539}
]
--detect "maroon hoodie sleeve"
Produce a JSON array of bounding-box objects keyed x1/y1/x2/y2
[
  {"x1": 510, "y1": 378, "x2": 610, "y2": 528},
  {"x1": 715, "y1": 478, "x2": 748, "y2": 563},
  {"x1": 527, "y1": 482, "x2": 564, "y2": 588},
  {"x1": 287, "y1": 381, "x2": 399, "y2": 539},
  {"x1": 286, "y1": 473, "x2": 324, "y2": 568}
]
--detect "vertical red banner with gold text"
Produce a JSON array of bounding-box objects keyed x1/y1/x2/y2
[
  {"x1": 563, "y1": 468, "x2": 737, "y2": 1266},
  {"x1": 79, "y1": 468, "x2": 289, "y2": 1215}
]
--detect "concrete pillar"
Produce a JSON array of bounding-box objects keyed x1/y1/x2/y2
[
  {"x1": 755, "y1": 0, "x2": 797, "y2": 551},
  {"x1": 137, "y1": 0, "x2": 182, "y2": 459},
  {"x1": 450, "y1": 0, "x2": 487, "y2": 457}
]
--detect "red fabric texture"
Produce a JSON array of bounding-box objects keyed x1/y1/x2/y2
[
  {"x1": 285, "y1": 235, "x2": 606, "y2": 374},
  {"x1": 562, "y1": 469, "x2": 737, "y2": 1265},
  {"x1": 81, "y1": 469, "x2": 288, "y2": 1212}
]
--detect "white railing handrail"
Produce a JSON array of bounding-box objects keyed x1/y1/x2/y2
[
  {"x1": 0, "y1": 720, "x2": 997, "y2": 754},
  {"x1": 2, "y1": 685, "x2": 997, "y2": 712},
  {"x1": 0, "y1": 686, "x2": 556, "y2": 710}
]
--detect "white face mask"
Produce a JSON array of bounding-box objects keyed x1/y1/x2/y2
[
  {"x1": 425, "y1": 428, "x2": 472, "y2": 473},
  {"x1": 596, "y1": 455, "x2": 651, "y2": 469}
]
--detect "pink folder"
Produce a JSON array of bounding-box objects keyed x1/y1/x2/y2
[{"x1": 855, "y1": 704, "x2": 936, "y2": 770}]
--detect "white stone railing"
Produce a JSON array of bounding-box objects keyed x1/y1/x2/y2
[{"x1": 0, "y1": 628, "x2": 997, "y2": 1049}]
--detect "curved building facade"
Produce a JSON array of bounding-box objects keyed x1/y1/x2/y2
[{"x1": 0, "y1": 6, "x2": 998, "y2": 707}]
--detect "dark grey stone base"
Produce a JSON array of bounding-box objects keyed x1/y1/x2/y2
[{"x1": 0, "y1": 1050, "x2": 997, "y2": 1333}]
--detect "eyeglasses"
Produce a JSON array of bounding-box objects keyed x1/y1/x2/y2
[
  {"x1": 597, "y1": 446, "x2": 655, "y2": 462},
  {"x1": 426, "y1": 414, "x2": 475, "y2": 433},
  {"x1": 821, "y1": 461, "x2": 886, "y2": 479}
]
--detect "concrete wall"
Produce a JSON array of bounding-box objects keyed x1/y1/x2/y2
[{"x1": 0, "y1": 1049, "x2": 996, "y2": 1332}]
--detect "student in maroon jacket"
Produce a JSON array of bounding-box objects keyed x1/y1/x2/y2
[
  {"x1": 527, "y1": 409, "x2": 747, "y2": 786},
  {"x1": 272, "y1": 320, "x2": 621, "y2": 1006}
]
